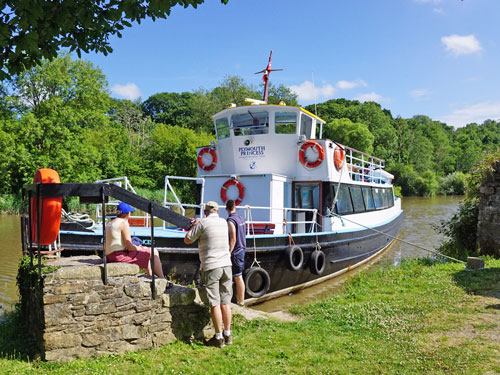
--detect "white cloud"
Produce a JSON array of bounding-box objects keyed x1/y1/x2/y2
[
  {"x1": 288, "y1": 81, "x2": 335, "y2": 102},
  {"x1": 336, "y1": 79, "x2": 367, "y2": 90},
  {"x1": 111, "y1": 83, "x2": 142, "y2": 100},
  {"x1": 354, "y1": 92, "x2": 388, "y2": 103},
  {"x1": 438, "y1": 102, "x2": 500, "y2": 127},
  {"x1": 441, "y1": 34, "x2": 482, "y2": 56},
  {"x1": 410, "y1": 89, "x2": 431, "y2": 102}
]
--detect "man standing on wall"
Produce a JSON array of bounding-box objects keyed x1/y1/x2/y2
[
  {"x1": 225, "y1": 199, "x2": 246, "y2": 306},
  {"x1": 184, "y1": 201, "x2": 233, "y2": 348}
]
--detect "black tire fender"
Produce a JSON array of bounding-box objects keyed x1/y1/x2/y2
[
  {"x1": 285, "y1": 245, "x2": 304, "y2": 271},
  {"x1": 310, "y1": 250, "x2": 326, "y2": 275},
  {"x1": 244, "y1": 267, "x2": 271, "y2": 298}
]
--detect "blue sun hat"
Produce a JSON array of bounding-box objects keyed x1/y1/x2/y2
[{"x1": 117, "y1": 202, "x2": 135, "y2": 215}]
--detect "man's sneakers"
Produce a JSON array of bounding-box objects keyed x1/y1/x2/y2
[
  {"x1": 204, "y1": 333, "x2": 233, "y2": 348},
  {"x1": 205, "y1": 335, "x2": 225, "y2": 348},
  {"x1": 223, "y1": 333, "x2": 233, "y2": 345}
]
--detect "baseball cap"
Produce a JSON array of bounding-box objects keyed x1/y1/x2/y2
[
  {"x1": 204, "y1": 201, "x2": 219, "y2": 212},
  {"x1": 117, "y1": 202, "x2": 135, "y2": 214}
]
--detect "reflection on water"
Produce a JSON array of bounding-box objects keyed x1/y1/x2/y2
[
  {"x1": 0, "y1": 215, "x2": 22, "y2": 315},
  {"x1": 0, "y1": 196, "x2": 463, "y2": 315},
  {"x1": 254, "y1": 195, "x2": 463, "y2": 313}
]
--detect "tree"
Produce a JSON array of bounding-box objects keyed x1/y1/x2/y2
[
  {"x1": 323, "y1": 118, "x2": 374, "y2": 154},
  {"x1": 141, "y1": 92, "x2": 192, "y2": 126},
  {"x1": 0, "y1": 0, "x2": 230, "y2": 79}
]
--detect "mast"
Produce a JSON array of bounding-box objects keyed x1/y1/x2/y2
[{"x1": 255, "y1": 50, "x2": 283, "y2": 104}]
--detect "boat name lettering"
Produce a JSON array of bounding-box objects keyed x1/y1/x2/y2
[{"x1": 238, "y1": 146, "x2": 266, "y2": 157}]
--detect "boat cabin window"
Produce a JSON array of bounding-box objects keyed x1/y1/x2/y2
[
  {"x1": 349, "y1": 186, "x2": 365, "y2": 213},
  {"x1": 231, "y1": 111, "x2": 269, "y2": 136},
  {"x1": 334, "y1": 185, "x2": 354, "y2": 214},
  {"x1": 300, "y1": 114, "x2": 313, "y2": 138},
  {"x1": 361, "y1": 187, "x2": 375, "y2": 210},
  {"x1": 216, "y1": 118, "x2": 230, "y2": 139},
  {"x1": 275, "y1": 112, "x2": 297, "y2": 134},
  {"x1": 372, "y1": 188, "x2": 386, "y2": 209}
]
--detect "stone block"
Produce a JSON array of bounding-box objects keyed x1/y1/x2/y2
[
  {"x1": 124, "y1": 282, "x2": 151, "y2": 298},
  {"x1": 467, "y1": 257, "x2": 485, "y2": 270},
  {"x1": 54, "y1": 266, "x2": 101, "y2": 280},
  {"x1": 43, "y1": 332, "x2": 82, "y2": 350},
  {"x1": 480, "y1": 186, "x2": 495, "y2": 195},
  {"x1": 122, "y1": 325, "x2": 142, "y2": 340},
  {"x1": 43, "y1": 294, "x2": 66, "y2": 305},
  {"x1": 81, "y1": 333, "x2": 106, "y2": 347},
  {"x1": 148, "y1": 322, "x2": 169, "y2": 333},
  {"x1": 44, "y1": 303, "x2": 73, "y2": 327},
  {"x1": 152, "y1": 311, "x2": 172, "y2": 323},
  {"x1": 86, "y1": 301, "x2": 117, "y2": 315},
  {"x1": 44, "y1": 347, "x2": 94, "y2": 362},
  {"x1": 162, "y1": 286, "x2": 196, "y2": 307},
  {"x1": 115, "y1": 296, "x2": 133, "y2": 307},
  {"x1": 104, "y1": 263, "x2": 140, "y2": 277},
  {"x1": 53, "y1": 283, "x2": 86, "y2": 295},
  {"x1": 152, "y1": 331, "x2": 176, "y2": 346}
]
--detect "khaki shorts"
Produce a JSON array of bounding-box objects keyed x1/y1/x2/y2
[{"x1": 200, "y1": 266, "x2": 232, "y2": 307}]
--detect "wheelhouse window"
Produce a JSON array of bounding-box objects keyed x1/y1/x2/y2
[
  {"x1": 216, "y1": 118, "x2": 229, "y2": 139},
  {"x1": 372, "y1": 188, "x2": 385, "y2": 209},
  {"x1": 300, "y1": 114, "x2": 313, "y2": 138},
  {"x1": 275, "y1": 112, "x2": 297, "y2": 134},
  {"x1": 231, "y1": 111, "x2": 269, "y2": 136}
]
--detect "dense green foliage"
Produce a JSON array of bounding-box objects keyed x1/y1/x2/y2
[
  {"x1": 1, "y1": 54, "x2": 500, "y2": 209},
  {"x1": 308, "y1": 100, "x2": 500, "y2": 196},
  {"x1": 438, "y1": 148, "x2": 500, "y2": 260},
  {"x1": 2, "y1": 258, "x2": 500, "y2": 373},
  {"x1": 0, "y1": 0, "x2": 230, "y2": 79}
]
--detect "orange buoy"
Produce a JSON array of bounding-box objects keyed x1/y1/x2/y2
[
  {"x1": 299, "y1": 140, "x2": 325, "y2": 168},
  {"x1": 334, "y1": 146, "x2": 345, "y2": 171},
  {"x1": 220, "y1": 178, "x2": 245, "y2": 206},
  {"x1": 30, "y1": 168, "x2": 62, "y2": 245},
  {"x1": 197, "y1": 147, "x2": 218, "y2": 171}
]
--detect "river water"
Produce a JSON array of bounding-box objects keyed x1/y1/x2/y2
[{"x1": 0, "y1": 195, "x2": 462, "y2": 316}]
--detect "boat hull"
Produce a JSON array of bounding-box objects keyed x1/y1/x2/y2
[{"x1": 59, "y1": 211, "x2": 404, "y2": 302}]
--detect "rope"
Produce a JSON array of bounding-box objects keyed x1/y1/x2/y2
[
  {"x1": 283, "y1": 211, "x2": 296, "y2": 247},
  {"x1": 61, "y1": 208, "x2": 95, "y2": 229},
  {"x1": 324, "y1": 209, "x2": 465, "y2": 264},
  {"x1": 245, "y1": 206, "x2": 261, "y2": 268}
]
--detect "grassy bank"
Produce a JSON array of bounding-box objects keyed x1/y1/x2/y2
[{"x1": 1, "y1": 258, "x2": 500, "y2": 374}]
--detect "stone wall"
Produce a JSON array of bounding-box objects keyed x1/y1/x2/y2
[
  {"x1": 477, "y1": 160, "x2": 500, "y2": 257},
  {"x1": 19, "y1": 260, "x2": 211, "y2": 361}
]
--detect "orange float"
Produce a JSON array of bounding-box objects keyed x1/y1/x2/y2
[
  {"x1": 298, "y1": 140, "x2": 325, "y2": 168},
  {"x1": 197, "y1": 147, "x2": 218, "y2": 171},
  {"x1": 220, "y1": 179, "x2": 245, "y2": 206},
  {"x1": 30, "y1": 168, "x2": 62, "y2": 245},
  {"x1": 334, "y1": 146, "x2": 345, "y2": 171}
]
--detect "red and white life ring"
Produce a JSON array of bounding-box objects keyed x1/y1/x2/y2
[
  {"x1": 30, "y1": 168, "x2": 62, "y2": 245},
  {"x1": 197, "y1": 147, "x2": 217, "y2": 171},
  {"x1": 220, "y1": 179, "x2": 245, "y2": 206},
  {"x1": 334, "y1": 146, "x2": 345, "y2": 171},
  {"x1": 299, "y1": 140, "x2": 325, "y2": 168}
]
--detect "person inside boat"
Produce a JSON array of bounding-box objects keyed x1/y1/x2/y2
[
  {"x1": 184, "y1": 201, "x2": 233, "y2": 348},
  {"x1": 104, "y1": 202, "x2": 166, "y2": 279},
  {"x1": 226, "y1": 199, "x2": 246, "y2": 306}
]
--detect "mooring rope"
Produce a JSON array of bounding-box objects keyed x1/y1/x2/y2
[
  {"x1": 245, "y1": 206, "x2": 261, "y2": 268},
  {"x1": 325, "y1": 210, "x2": 465, "y2": 264},
  {"x1": 61, "y1": 208, "x2": 96, "y2": 229}
]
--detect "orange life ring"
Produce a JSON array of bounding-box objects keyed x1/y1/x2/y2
[
  {"x1": 197, "y1": 147, "x2": 217, "y2": 171},
  {"x1": 299, "y1": 140, "x2": 325, "y2": 168},
  {"x1": 30, "y1": 168, "x2": 62, "y2": 245},
  {"x1": 220, "y1": 179, "x2": 245, "y2": 206},
  {"x1": 334, "y1": 146, "x2": 345, "y2": 171}
]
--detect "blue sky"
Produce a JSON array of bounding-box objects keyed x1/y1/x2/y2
[{"x1": 83, "y1": 0, "x2": 500, "y2": 128}]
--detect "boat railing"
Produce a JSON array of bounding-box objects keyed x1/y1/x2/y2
[
  {"x1": 240, "y1": 205, "x2": 318, "y2": 235},
  {"x1": 95, "y1": 177, "x2": 151, "y2": 227},
  {"x1": 163, "y1": 176, "x2": 205, "y2": 229},
  {"x1": 342, "y1": 145, "x2": 388, "y2": 184}
]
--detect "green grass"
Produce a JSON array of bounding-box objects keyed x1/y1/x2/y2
[{"x1": 2, "y1": 258, "x2": 500, "y2": 374}]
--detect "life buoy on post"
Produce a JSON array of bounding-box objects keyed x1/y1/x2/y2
[
  {"x1": 299, "y1": 140, "x2": 325, "y2": 168},
  {"x1": 220, "y1": 178, "x2": 245, "y2": 206},
  {"x1": 334, "y1": 146, "x2": 345, "y2": 171},
  {"x1": 285, "y1": 245, "x2": 304, "y2": 271},
  {"x1": 197, "y1": 147, "x2": 218, "y2": 171},
  {"x1": 309, "y1": 250, "x2": 326, "y2": 275},
  {"x1": 244, "y1": 267, "x2": 271, "y2": 298},
  {"x1": 30, "y1": 168, "x2": 62, "y2": 245}
]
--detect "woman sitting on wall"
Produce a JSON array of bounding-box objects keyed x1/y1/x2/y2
[{"x1": 104, "y1": 202, "x2": 165, "y2": 279}]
